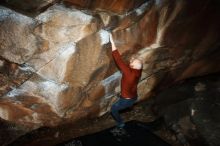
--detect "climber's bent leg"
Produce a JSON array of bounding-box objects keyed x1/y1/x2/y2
[{"x1": 111, "y1": 96, "x2": 137, "y2": 128}]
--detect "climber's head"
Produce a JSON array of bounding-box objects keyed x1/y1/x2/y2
[{"x1": 129, "y1": 56, "x2": 143, "y2": 70}]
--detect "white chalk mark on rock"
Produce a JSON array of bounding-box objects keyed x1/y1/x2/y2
[
  {"x1": 135, "y1": 1, "x2": 150, "y2": 16},
  {"x1": 191, "y1": 109, "x2": 195, "y2": 116},
  {"x1": 101, "y1": 71, "x2": 121, "y2": 98},
  {"x1": 37, "y1": 42, "x2": 76, "y2": 82},
  {"x1": 99, "y1": 30, "x2": 110, "y2": 45}
]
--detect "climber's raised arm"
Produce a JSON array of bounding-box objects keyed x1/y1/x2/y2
[
  {"x1": 110, "y1": 33, "x2": 130, "y2": 73},
  {"x1": 110, "y1": 33, "x2": 117, "y2": 51}
]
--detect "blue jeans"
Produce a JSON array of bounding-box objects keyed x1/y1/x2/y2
[{"x1": 111, "y1": 96, "x2": 137, "y2": 127}]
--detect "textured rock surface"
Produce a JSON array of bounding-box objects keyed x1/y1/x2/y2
[
  {"x1": 0, "y1": 6, "x2": 38, "y2": 64},
  {"x1": 154, "y1": 73, "x2": 220, "y2": 146},
  {"x1": 63, "y1": 0, "x2": 147, "y2": 14},
  {"x1": 0, "y1": 0, "x2": 58, "y2": 14},
  {"x1": 0, "y1": 0, "x2": 220, "y2": 145},
  {"x1": 8, "y1": 74, "x2": 220, "y2": 146}
]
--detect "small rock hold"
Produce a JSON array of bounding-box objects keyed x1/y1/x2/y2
[{"x1": 194, "y1": 82, "x2": 206, "y2": 92}]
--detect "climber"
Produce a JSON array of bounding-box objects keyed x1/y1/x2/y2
[{"x1": 109, "y1": 33, "x2": 143, "y2": 129}]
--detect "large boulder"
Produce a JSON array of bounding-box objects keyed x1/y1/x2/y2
[{"x1": 0, "y1": 0, "x2": 220, "y2": 145}]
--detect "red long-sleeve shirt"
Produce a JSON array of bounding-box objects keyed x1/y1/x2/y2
[{"x1": 112, "y1": 50, "x2": 142, "y2": 99}]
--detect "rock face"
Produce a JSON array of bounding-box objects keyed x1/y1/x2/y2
[
  {"x1": 63, "y1": 0, "x2": 148, "y2": 14},
  {"x1": 0, "y1": 0, "x2": 58, "y2": 14},
  {"x1": 154, "y1": 73, "x2": 220, "y2": 146},
  {"x1": 0, "y1": 0, "x2": 220, "y2": 145}
]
